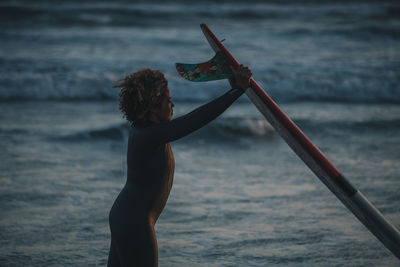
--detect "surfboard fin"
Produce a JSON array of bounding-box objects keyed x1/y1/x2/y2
[{"x1": 175, "y1": 51, "x2": 234, "y2": 82}]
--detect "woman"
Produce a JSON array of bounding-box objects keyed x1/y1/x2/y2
[{"x1": 108, "y1": 64, "x2": 252, "y2": 266}]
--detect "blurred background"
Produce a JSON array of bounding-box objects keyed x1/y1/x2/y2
[{"x1": 0, "y1": 0, "x2": 399, "y2": 266}]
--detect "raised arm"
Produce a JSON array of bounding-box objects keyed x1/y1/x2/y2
[
  {"x1": 134, "y1": 64, "x2": 252, "y2": 147},
  {"x1": 137, "y1": 86, "x2": 246, "y2": 146}
]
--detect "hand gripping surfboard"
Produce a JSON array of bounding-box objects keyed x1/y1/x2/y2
[{"x1": 180, "y1": 23, "x2": 400, "y2": 259}]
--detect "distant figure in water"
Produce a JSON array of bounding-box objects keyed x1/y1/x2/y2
[{"x1": 107, "y1": 64, "x2": 252, "y2": 267}]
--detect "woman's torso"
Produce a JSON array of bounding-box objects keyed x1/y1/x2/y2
[{"x1": 109, "y1": 127, "x2": 175, "y2": 230}]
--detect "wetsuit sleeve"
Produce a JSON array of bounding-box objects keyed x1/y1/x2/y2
[{"x1": 139, "y1": 86, "x2": 246, "y2": 145}]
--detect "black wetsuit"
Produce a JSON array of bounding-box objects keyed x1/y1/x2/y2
[{"x1": 107, "y1": 86, "x2": 246, "y2": 267}]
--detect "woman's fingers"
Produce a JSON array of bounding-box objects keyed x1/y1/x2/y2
[
  {"x1": 229, "y1": 65, "x2": 237, "y2": 73},
  {"x1": 230, "y1": 64, "x2": 252, "y2": 83}
]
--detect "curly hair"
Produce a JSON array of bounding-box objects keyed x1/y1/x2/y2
[{"x1": 113, "y1": 68, "x2": 168, "y2": 126}]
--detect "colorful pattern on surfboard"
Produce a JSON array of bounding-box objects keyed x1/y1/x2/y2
[{"x1": 175, "y1": 51, "x2": 234, "y2": 82}]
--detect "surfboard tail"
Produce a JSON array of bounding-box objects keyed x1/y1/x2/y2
[{"x1": 245, "y1": 84, "x2": 400, "y2": 257}]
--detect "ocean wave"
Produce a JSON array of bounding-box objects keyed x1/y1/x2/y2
[
  {"x1": 258, "y1": 70, "x2": 400, "y2": 103},
  {"x1": 1, "y1": 65, "x2": 399, "y2": 103},
  {"x1": 325, "y1": 26, "x2": 400, "y2": 40},
  {"x1": 1, "y1": 2, "x2": 397, "y2": 28},
  {"x1": 56, "y1": 116, "x2": 400, "y2": 143},
  {"x1": 0, "y1": 59, "x2": 119, "y2": 101},
  {"x1": 55, "y1": 123, "x2": 130, "y2": 141},
  {"x1": 295, "y1": 118, "x2": 400, "y2": 133},
  {"x1": 54, "y1": 117, "x2": 275, "y2": 142},
  {"x1": 1, "y1": 87, "x2": 399, "y2": 103},
  {"x1": 0, "y1": 3, "x2": 286, "y2": 28},
  {"x1": 191, "y1": 117, "x2": 275, "y2": 141},
  {"x1": 281, "y1": 25, "x2": 400, "y2": 40}
]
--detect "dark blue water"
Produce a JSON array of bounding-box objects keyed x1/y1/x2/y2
[{"x1": 1, "y1": 0, "x2": 399, "y2": 266}]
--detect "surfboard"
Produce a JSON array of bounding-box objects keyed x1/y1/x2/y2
[{"x1": 199, "y1": 23, "x2": 400, "y2": 259}]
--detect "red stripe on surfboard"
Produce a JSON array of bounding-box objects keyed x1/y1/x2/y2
[{"x1": 200, "y1": 23, "x2": 340, "y2": 178}]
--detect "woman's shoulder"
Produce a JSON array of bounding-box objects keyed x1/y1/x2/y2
[{"x1": 128, "y1": 124, "x2": 152, "y2": 143}]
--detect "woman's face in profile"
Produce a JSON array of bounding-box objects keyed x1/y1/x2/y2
[{"x1": 155, "y1": 88, "x2": 174, "y2": 122}]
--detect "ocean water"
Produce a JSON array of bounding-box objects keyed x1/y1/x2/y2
[{"x1": 1, "y1": 0, "x2": 399, "y2": 266}]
